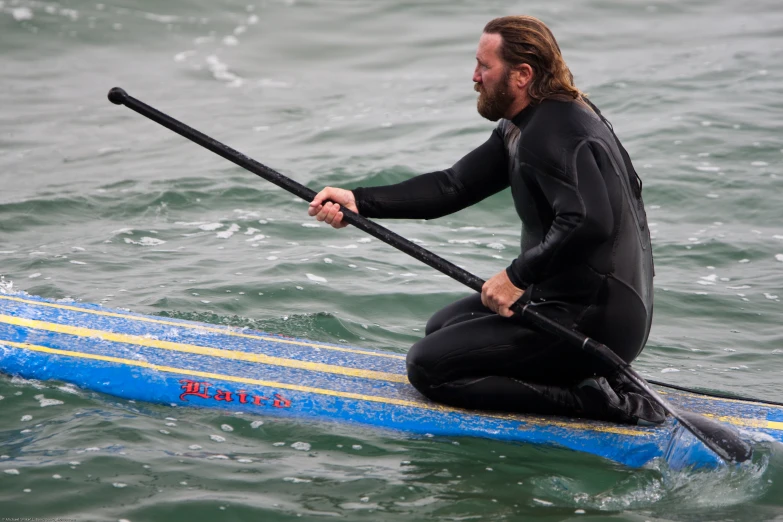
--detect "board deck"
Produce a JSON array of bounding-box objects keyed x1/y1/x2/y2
[{"x1": 1, "y1": 293, "x2": 781, "y2": 468}]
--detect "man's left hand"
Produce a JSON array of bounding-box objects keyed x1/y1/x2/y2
[{"x1": 481, "y1": 270, "x2": 525, "y2": 318}]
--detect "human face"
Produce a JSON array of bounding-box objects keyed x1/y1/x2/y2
[{"x1": 473, "y1": 32, "x2": 516, "y2": 122}]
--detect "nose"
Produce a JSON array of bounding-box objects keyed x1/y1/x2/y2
[{"x1": 472, "y1": 64, "x2": 481, "y2": 84}]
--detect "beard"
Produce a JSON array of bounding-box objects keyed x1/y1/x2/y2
[{"x1": 475, "y1": 69, "x2": 515, "y2": 122}]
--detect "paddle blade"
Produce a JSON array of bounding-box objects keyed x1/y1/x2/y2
[{"x1": 678, "y1": 411, "x2": 753, "y2": 463}]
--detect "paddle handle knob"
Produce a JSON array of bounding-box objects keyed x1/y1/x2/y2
[{"x1": 108, "y1": 87, "x2": 128, "y2": 105}]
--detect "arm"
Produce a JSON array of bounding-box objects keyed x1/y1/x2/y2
[
  {"x1": 506, "y1": 141, "x2": 614, "y2": 288},
  {"x1": 352, "y1": 128, "x2": 509, "y2": 219}
]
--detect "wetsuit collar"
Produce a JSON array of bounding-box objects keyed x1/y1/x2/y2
[{"x1": 510, "y1": 102, "x2": 538, "y2": 128}]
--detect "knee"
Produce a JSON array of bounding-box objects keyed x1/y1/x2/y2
[
  {"x1": 424, "y1": 311, "x2": 447, "y2": 336},
  {"x1": 406, "y1": 342, "x2": 436, "y2": 393}
]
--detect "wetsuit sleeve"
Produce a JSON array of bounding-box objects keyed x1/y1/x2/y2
[
  {"x1": 506, "y1": 141, "x2": 614, "y2": 288},
  {"x1": 352, "y1": 129, "x2": 509, "y2": 219}
]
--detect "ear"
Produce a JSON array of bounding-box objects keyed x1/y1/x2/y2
[{"x1": 512, "y1": 64, "x2": 534, "y2": 90}]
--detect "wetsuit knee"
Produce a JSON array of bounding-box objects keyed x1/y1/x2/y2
[{"x1": 406, "y1": 340, "x2": 439, "y2": 394}]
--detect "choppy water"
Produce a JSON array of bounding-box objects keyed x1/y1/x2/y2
[{"x1": 2, "y1": 0, "x2": 783, "y2": 519}]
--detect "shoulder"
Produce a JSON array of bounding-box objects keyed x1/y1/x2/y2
[{"x1": 530, "y1": 99, "x2": 605, "y2": 136}]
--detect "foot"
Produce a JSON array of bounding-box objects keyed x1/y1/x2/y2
[{"x1": 575, "y1": 376, "x2": 666, "y2": 426}]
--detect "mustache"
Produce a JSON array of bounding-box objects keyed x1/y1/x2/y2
[{"x1": 474, "y1": 83, "x2": 482, "y2": 93}]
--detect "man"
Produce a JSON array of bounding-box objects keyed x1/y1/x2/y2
[{"x1": 308, "y1": 16, "x2": 664, "y2": 425}]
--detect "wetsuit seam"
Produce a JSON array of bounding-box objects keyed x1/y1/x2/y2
[
  {"x1": 588, "y1": 138, "x2": 647, "y2": 251},
  {"x1": 538, "y1": 140, "x2": 592, "y2": 282},
  {"x1": 514, "y1": 162, "x2": 583, "y2": 283}
]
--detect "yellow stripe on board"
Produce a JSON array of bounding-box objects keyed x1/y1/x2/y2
[
  {"x1": 707, "y1": 414, "x2": 783, "y2": 432},
  {"x1": 1, "y1": 340, "x2": 650, "y2": 437},
  {"x1": 0, "y1": 314, "x2": 408, "y2": 384},
  {"x1": 0, "y1": 295, "x2": 406, "y2": 360}
]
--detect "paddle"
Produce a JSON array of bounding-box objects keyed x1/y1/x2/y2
[{"x1": 107, "y1": 87, "x2": 752, "y2": 464}]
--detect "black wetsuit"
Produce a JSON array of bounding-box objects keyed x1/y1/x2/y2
[{"x1": 353, "y1": 98, "x2": 658, "y2": 422}]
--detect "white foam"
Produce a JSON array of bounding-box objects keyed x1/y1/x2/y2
[
  {"x1": 751, "y1": 161, "x2": 769, "y2": 167},
  {"x1": 245, "y1": 227, "x2": 260, "y2": 235},
  {"x1": 323, "y1": 258, "x2": 333, "y2": 264},
  {"x1": 301, "y1": 223, "x2": 320, "y2": 228},
  {"x1": 696, "y1": 166, "x2": 720, "y2": 172},
  {"x1": 283, "y1": 477, "x2": 312, "y2": 483},
  {"x1": 222, "y1": 35, "x2": 239, "y2": 46},
  {"x1": 4, "y1": 469, "x2": 20, "y2": 475},
  {"x1": 306, "y1": 273, "x2": 327, "y2": 283},
  {"x1": 221, "y1": 424, "x2": 234, "y2": 432},
  {"x1": 205, "y1": 54, "x2": 244, "y2": 87},
  {"x1": 199, "y1": 223, "x2": 223, "y2": 231},
  {"x1": 21, "y1": 415, "x2": 32, "y2": 422},
  {"x1": 327, "y1": 244, "x2": 357, "y2": 249},
  {"x1": 764, "y1": 293, "x2": 779, "y2": 300},
  {"x1": 112, "y1": 483, "x2": 127, "y2": 488},
  {"x1": 486, "y1": 243, "x2": 505, "y2": 250},
  {"x1": 33, "y1": 394, "x2": 63, "y2": 407},
  {"x1": 533, "y1": 498, "x2": 553, "y2": 506},
  {"x1": 250, "y1": 420, "x2": 264, "y2": 428},
  {"x1": 265, "y1": 255, "x2": 277, "y2": 260},
  {"x1": 291, "y1": 442, "x2": 311, "y2": 451},
  {"x1": 124, "y1": 237, "x2": 166, "y2": 246},
  {"x1": 660, "y1": 368, "x2": 680, "y2": 373},
  {"x1": 70, "y1": 260, "x2": 87, "y2": 265},
  {"x1": 174, "y1": 50, "x2": 196, "y2": 62},
  {"x1": 216, "y1": 224, "x2": 240, "y2": 239},
  {"x1": 210, "y1": 435, "x2": 226, "y2": 442},
  {"x1": 776, "y1": 254, "x2": 783, "y2": 262},
  {"x1": 246, "y1": 234, "x2": 266, "y2": 242},
  {"x1": 12, "y1": 7, "x2": 33, "y2": 20},
  {"x1": 188, "y1": 445, "x2": 202, "y2": 450},
  {"x1": 28, "y1": 273, "x2": 41, "y2": 279},
  {"x1": 739, "y1": 259, "x2": 750, "y2": 264}
]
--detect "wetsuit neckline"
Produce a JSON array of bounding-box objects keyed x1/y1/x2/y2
[{"x1": 510, "y1": 102, "x2": 538, "y2": 128}]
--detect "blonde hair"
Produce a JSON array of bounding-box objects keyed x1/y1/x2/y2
[{"x1": 483, "y1": 16, "x2": 583, "y2": 104}]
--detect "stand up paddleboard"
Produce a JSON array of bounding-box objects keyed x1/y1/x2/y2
[{"x1": 1, "y1": 293, "x2": 780, "y2": 468}]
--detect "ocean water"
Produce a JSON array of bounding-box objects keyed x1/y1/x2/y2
[{"x1": 1, "y1": 0, "x2": 782, "y2": 519}]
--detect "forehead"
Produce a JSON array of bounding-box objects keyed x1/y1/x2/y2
[{"x1": 476, "y1": 32, "x2": 503, "y2": 62}]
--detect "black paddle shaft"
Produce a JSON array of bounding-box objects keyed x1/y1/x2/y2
[{"x1": 107, "y1": 87, "x2": 752, "y2": 464}]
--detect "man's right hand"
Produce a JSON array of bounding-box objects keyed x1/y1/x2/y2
[{"x1": 308, "y1": 187, "x2": 358, "y2": 229}]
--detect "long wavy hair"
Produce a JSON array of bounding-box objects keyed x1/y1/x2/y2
[{"x1": 483, "y1": 16, "x2": 583, "y2": 104}]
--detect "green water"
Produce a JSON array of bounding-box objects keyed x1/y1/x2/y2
[{"x1": 2, "y1": 0, "x2": 782, "y2": 519}]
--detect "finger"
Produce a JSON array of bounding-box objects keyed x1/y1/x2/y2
[
  {"x1": 324, "y1": 204, "x2": 341, "y2": 225},
  {"x1": 333, "y1": 211, "x2": 346, "y2": 229},
  {"x1": 315, "y1": 202, "x2": 334, "y2": 221},
  {"x1": 310, "y1": 189, "x2": 328, "y2": 208}
]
